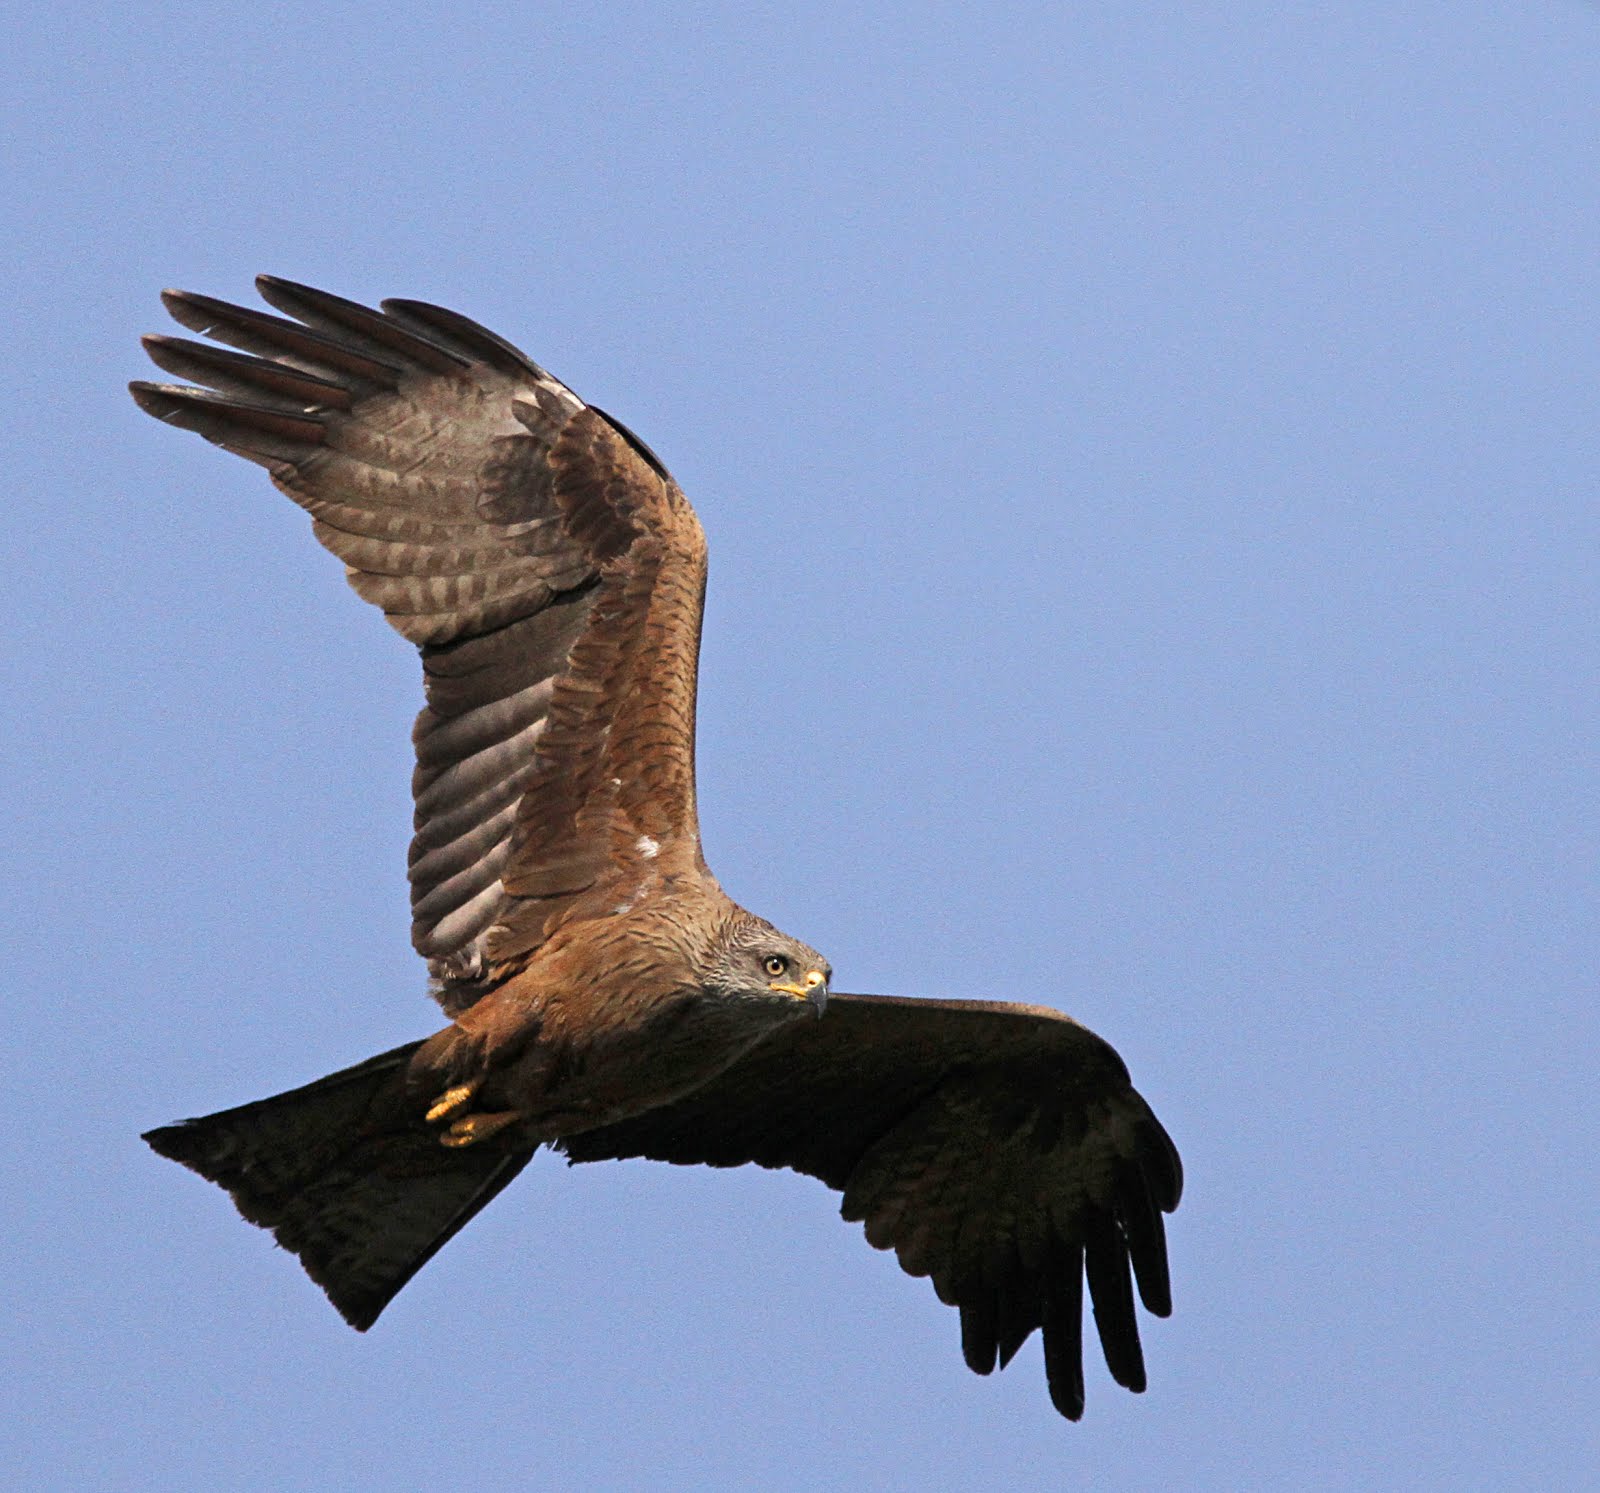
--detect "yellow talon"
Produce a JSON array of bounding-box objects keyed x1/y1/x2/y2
[
  {"x1": 440, "y1": 1111, "x2": 522, "y2": 1148},
  {"x1": 425, "y1": 1083, "x2": 479, "y2": 1124}
]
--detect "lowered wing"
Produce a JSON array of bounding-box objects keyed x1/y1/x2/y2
[{"x1": 562, "y1": 991, "x2": 1181, "y2": 1421}]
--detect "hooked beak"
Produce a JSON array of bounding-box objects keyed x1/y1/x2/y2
[{"x1": 769, "y1": 968, "x2": 829, "y2": 1018}]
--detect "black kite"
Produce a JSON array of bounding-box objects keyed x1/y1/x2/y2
[{"x1": 134, "y1": 278, "x2": 1181, "y2": 1421}]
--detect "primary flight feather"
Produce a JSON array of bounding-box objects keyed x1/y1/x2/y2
[{"x1": 134, "y1": 277, "x2": 1181, "y2": 1422}]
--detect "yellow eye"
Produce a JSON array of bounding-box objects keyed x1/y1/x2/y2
[{"x1": 763, "y1": 955, "x2": 788, "y2": 977}]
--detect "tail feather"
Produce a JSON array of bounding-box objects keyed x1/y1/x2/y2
[{"x1": 143, "y1": 1041, "x2": 535, "y2": 1329}]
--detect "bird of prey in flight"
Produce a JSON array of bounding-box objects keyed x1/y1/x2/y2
[{"x1": 134, "y1": 278, "x2": 1181, "y2": 1422}]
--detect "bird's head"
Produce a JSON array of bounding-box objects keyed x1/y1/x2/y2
[{"x1": 704, "y1": 914, "x2": 830, "y2": 1020}]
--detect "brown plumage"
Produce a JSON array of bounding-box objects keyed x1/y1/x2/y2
[{"x1": 134, "y1": 277, "x2": 1181, "y2": 1422}]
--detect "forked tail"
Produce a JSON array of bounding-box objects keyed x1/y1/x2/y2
[{"x1": 143, "y1": 1041, "x2": 534, "y2": 1329}]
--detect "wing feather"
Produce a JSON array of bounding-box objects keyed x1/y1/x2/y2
[
  {"x1": 132, "y1": 278, "x2": 708, "y2": 1001},
  {"x1": 561, "y1": 992, "x2": 1180, "y2": 1421}
]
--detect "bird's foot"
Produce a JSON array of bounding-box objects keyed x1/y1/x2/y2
[
  {"x1": 439, "y1": 1110, "x2": 522, "y2": 1148},
  {"x1": 424, "y1": 1081, "x2": 480, "y2": 1124}
]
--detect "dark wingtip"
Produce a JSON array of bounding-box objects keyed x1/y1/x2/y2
[
  {"x1": 159, "y1": 287, "x2": 211, "y2": 319},
  {"x1": 960, "y1": 1308, "x2": 999, "y2": 1376},
  {"x1": 253, "y1": 273, "x2": 335, "y2": 307},
  {"x1": 1048, "y1": 1375, "x2": 1086, "y2": 1422},
  {"x1": 379, "y1": 296, "x2": 550, "y2": 379},
  {"x1": 128, "y1": 380, "x2": 167, "y2": 414},
  {"x1": 254, "y1": 273, "x2": 353, "y2": 302}
]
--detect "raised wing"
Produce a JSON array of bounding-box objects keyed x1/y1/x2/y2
[
  {"x1": 131, "y1": 278, "x2": 708, "y2": 1005},
  {"x1": 561, "y1": 992, "x2": 1181, "y2": 1421}
]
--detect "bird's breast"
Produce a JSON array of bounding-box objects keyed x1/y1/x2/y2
[{"x1": 478, "y1": 984, "x2": 775, "y2": 1138}]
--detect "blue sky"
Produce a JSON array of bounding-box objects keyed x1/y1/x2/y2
[{"x1": 6, "y1": 3, "x2": 1597, "y2": 1488}]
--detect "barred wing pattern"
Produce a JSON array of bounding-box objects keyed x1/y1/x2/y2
[
  {"x1": 131, "y1": 278, "x2": 705, "y2": 1001},
  {"x1": 562, "y1": 993, "x2": 1182, "y2": 1421},
  {"x1": 133, "y1": 282, "x2": 1183, "y2": 1423}
]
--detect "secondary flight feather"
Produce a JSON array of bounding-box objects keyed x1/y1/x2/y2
[{"x1": 134, "y1": 277, "x2": 1181, "y2": 1422}]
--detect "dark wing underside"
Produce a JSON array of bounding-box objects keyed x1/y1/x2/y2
[
  {"x1": 131, "y1": 278, "x2": 708, "y2": 1007},
  {"x1": 562, "y1": 992, "x2": 1182, "y2": 1421}
]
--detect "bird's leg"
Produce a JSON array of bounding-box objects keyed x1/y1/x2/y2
[
  {"x1": 440, "y1": 1110, "x2": 522, "y2": 1148},
  {"x1": 424, "y1": 1081, "x2": 480, "y2": 1124}
]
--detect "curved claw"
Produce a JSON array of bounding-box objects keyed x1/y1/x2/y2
[
  {"x1": 440, "y1": 1110, "x2": 522, "y2": 1148},
  {"x1": 425, "y1": 1082, "x2": 480, "y2": 1124}
]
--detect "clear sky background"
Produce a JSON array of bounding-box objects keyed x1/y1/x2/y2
[{"x1": 5, "y1": 4, "x2": 1596, "y2": 1489}]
